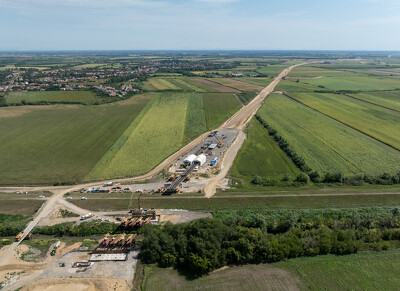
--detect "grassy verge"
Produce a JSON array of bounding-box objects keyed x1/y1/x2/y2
[
  {"x1": 230, "y1": 118, "x2": 300, "y2": 181},
  {"x1": 71, "y1": 193, "x2": 400, "y2": 212}
]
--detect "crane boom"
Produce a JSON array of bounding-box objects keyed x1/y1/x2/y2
[{"x1": 202, "y1": 122, "x2": 223, "y2": 148}]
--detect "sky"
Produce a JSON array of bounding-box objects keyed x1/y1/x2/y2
[{"x1": 0, "y1": 0, "x2": 399, "y2": 51}]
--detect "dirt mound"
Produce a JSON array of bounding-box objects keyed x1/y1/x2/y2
[{"x1": 22, "y1": 277, "x2": 128, "y2": 291}]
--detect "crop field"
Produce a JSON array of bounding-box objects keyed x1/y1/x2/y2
[
  {"x1": 275, "y1": 80, "x2": 319, "y2": 92},
  {"x1": 256, "y1": 65, "x2": 287, "y2": 77},
  {"x1": 168, "y1": 78, "x2": 204, "y2": 91},
  {"x1": 186, "y1": 78, "x2": 240, "y2": 93},
  {"x1": 203, "y1": 93, "x2": 241, "y2": 129},
  {"x1": 348, "y1": 91, "x2": 400, "y2": 112},
  {"x1": 231, "y1": 119, "x2": 300, "y2": 180},
  {"x1": 238, "y1": 78, "x2": 271, "y2": 87},
  {"x1": 257, "y1": 94, "x2": 400, "y2": 175},
  {"x1": 184, "y1": 93, "x2": 207, "y2": 142},
  {"x1": 5, "y1": 91, "x2": 98, "y2": 104},
  {"x1": 86, "y1": 92, "x2": 188, "y2": 180},
  {"x1": 210, "y1": 78, "x2": 264, "y2": 91},
  {"x1": 72, "y1": 194, "x2": 400, "y2": 212},
  {"x1": 143, "y1": 264, "x2": 302, "y2": 291},
  {"x1": 299, "y1": 75, "x2": 400, "y2": 91},
  {"x1": 278, "y1": 249, "x2": 400, "y2": 290},
  {"x1": 286, "y1": 92, "x2": 400, "y2": 150},
  {"x1": 0, "y1": 93, "x2": 153, "y2": 185},
  {"x1": 0, "y1": 199, "x2": 44, "y2": 215}
]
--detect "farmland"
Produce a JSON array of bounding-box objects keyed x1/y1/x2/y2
[
  {"x1": 87, "y1": 91, "x2": 241, "y2": 180},
  {"x1": 347, "y1": 91, "x2": 400, "y2": 112},
  {"x1": 186, "y1": 78, "x2": 240, "y2": 93},
  {"x1": 299, "y1": 74, "x2": 400, "y2": 91},
  {"x1": 210, "y1": 78, "x2": 264, "y2": 91},
  {"x1": 286, "y1": 91, "x2": 400, "y2": 150},
  {"x1": 257, "y1": 94, "x2": 400, "y2": 175},
  {"x1": 86, "y1": 92, "x2": 189, "y2": 180},
  {"x1": 184, "y1": 93, "x2": 207, "y2": 142},
  {"x1": 203, "y1": 93, "x2": 242, "y2": 129},
  {"x1": 231, "y1": 119, "x2": 300, "y2": 180},
  {"x1": 143, "y1": 264, "x2": 302, "y2": 291},
  {"x1": 0, "y1": 93, "x2": 153, "y2": 185},
  {"x1": 5, "y1": 91, "x2": 98, "y2": 104},
  {"x1": 142, "y1": 249, "x2": 400, "y2": 291},
  {"x1": 277, "y1": 249, "x2": 400, "y2": 290},
  {"x1": 70, "y1": 193, "x2": 400, "y2": 212}
]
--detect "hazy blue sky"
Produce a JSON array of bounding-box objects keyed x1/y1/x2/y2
[{"x1": 0, "y1": 0, "x2": 399, "y2": 50}]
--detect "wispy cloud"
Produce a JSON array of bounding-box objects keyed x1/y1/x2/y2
[{"x1": 0, "y1": 0, "x2": 167, "y2": 9}]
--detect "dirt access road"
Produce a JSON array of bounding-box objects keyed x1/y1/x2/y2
[{"x1": 204, "y1": 63, "x2": 309, "y2": 197}]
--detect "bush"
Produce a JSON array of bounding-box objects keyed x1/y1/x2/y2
[{"x1": 295, "y1": 172, "x2": 310, "y2": 184}]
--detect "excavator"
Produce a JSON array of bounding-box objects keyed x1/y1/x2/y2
[{"x1": 202, "y1": 122, "x2": 224, "y2": 148}]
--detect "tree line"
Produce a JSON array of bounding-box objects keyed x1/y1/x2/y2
[{"x1": 139, "y1": 207, "x2": 400, "y2": 277}]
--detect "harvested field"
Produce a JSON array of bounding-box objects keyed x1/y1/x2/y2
[
  {"x1": 210, "y1": 78, "x2": 264, "y2": 91},
  {"x1": 278, "y1": 249, "x2": 400, "y2": 290},
  {"x1": 22, "y1": 277, "x2": 128, "y2": 291},
  {"x1": 143, "y1": 265, "x2": 302, "y2": 291},
  {"x1": 5, "y1": 91, "x2": 98, "y2": 104},
  {"x1": 238, "y1": 78, "x2": 271, "y2": 87},
  {"x1": 188, "y1": 78, "x2": 240, "y2": 93}
]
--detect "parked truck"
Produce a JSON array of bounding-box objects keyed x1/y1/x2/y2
[
  {"x1": 15, "y1": 232, "x2": 25, "y2": 242},
  {"x1": 50, "y1": 241, "x2": 61, "y2": 256}
]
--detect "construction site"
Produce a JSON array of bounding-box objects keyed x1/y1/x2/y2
[{"x1": 159, "y1": 126, "x2": 240, "y2": 195}]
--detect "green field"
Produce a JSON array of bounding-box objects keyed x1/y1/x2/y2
[
  {"x1": 71, "y1": 193, "x2": 400, "y2": 212},
  {"x1": 300, "y1": 75, "x2": 400, "y2": 91},
  {"x1": 184, "y1": 93, "x2": 207, "y2": 142},
  {"x1": 257, "y1": 94, "x2": 400, "y2": 175},
  {"x1": 286, "y1": 92, "x2": 400, "y2": 150},
  {"x1": 0, "y1": 94, "x2": 153, "y2": 185},
  {"x1": 143, "y1": 264, "x2": 302, "y2": 291},
  {"x1": 145, "y1": 78, "x2": 181, "y2": 90},
  {"x1": 203, "y1": 93, "x2": 241, "y2": 129},
  {"x1": 231, "y1": 119, "x2": 300, "y2": 180},
  {"x1": 348, "y1": 91, "x2": 400, "y2": 112},
  {"x1": 276, "y1": 80, "x2": 319, "y2": 92},
  {"x1": 5, "y1": 91, "x2": 98, "y2": 104},
  {"x1": 278, "y1": 249, "x2": 400, "y2": 290},
  {"x1": 86, "y1": 92, "x2": 189, "y2": 180}
]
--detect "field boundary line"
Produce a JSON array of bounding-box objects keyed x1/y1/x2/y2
[
  {"x1": 341, "y1": 93, "x2": 400, "y2": 115},
  {"x1": 282, "y1": 93, "x2": 400, "y2": 153}
]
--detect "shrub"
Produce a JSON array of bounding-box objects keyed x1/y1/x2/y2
[{"x1": 295, "y1": 172, "x2": 310, "y2": 184}]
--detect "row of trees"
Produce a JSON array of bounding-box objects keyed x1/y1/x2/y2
[
  {"x1": 33, "y1": 221, "x2": 118, "y2": 237},
  {"x1": 139, "y1": 208, "x2": 400, "y2": 276}
]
